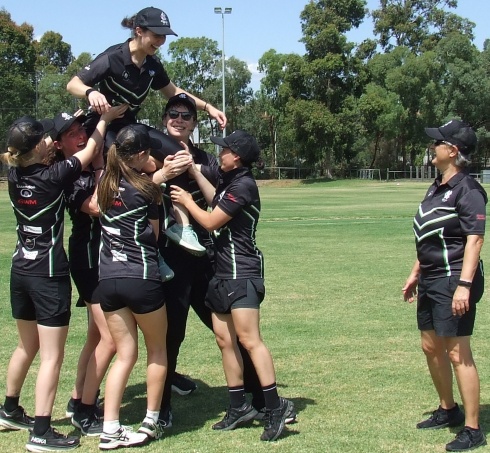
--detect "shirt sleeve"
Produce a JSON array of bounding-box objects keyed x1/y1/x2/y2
[
  {"x1": 150, "y1": 57, "x2": 171, "y2": 91},
  {"x1": 65, "y1": 174, "x2": 92, "y2": 215},
  {"x1": 51, "y1": 157, "x2": 83, "y2": 188},
  {"x1": 458, "y1": 189, "x2": 487, "y2": 235},
  {"x1": 77, "y1": 53, "x2": 112, "y2": 86},
  {"x1": 216, "y1": 179, "x2": 252, "y2": 218},
  {"x1": 148, "y1": 202, "x2": 159, "y2": 220}
]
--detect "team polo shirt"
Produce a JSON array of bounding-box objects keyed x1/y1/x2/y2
[
  {"x1": 204, "y1": 166, "x2": 264, "y2": 279},
  {"x1": 413, "y1": 171, "x2": 487, "y2": 278},
  {"x1": 8, "y1": 157, "x2": 82, "y2": 277},
  {"x1": 64, "y1": 168, "x2": 101, "y2": 270},
  {"x1": 99, "y1": 176, "x2": 160, "y2": 281},
  {"x1": 77, "y1": 39, "x2": 171, "y2": 122}
]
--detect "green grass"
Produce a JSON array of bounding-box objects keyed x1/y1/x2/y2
[{"x1": 1, "y1": 179, "x2": 490, "y2": 452}]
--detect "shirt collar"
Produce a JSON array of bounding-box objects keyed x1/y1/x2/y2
[{"x1": 122, "y1": 39, "x2": 147, "y2": 68}]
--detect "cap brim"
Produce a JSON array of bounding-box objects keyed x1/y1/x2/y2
[
  {"x1": 210, "y1": 136, "x2": 228, "y2": 147},
  {"x1": 147, "y1": 26, "x2": 178, "y2": 36},
  {"x1": 425, "y1": 127, "x2": 444, "y2": 140},
  {"x1": 165, "y1": 99, "x2": 197, "y2": 115}
]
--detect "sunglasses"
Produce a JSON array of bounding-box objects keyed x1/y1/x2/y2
[
  {"x1": 433, "y1": 140, "x2": 455, "y2": 147},
  {"x1": 167, "y1": 110, "x2": 193, "y2": 121}
]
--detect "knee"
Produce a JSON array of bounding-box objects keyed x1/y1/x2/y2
[{"x1": 214, "y1": 334, "x2": 231, "y2": 351}]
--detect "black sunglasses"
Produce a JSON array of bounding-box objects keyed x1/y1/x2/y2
[
  {"x1": 167, "y1": 110, "x2": 193, "y2": 121},
  {"x1": 434, "y1": 140, "x2": 455, "y2": 147}
]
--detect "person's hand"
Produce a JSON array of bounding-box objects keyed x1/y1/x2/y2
[
  {"x1": 170, "y1": 185, "x2": 192, "y2": 207},
  {"x1": 162, "y1": 147, "x2": 192, "y2": 180},
  {"x1": 207, "y1": 105, "x2": 227, "y2": 130},
  {"x1": 452, "y1": 286, "x2": 470, "y2": 316},
  {"x1": 88, "y1": 90, "x2": 112, "y2": 115},
  {"x1": 402, "y1": 275, "x2": 418, "y2": 303},
  {"x1": 101, "y1": 104, "x2": 128, "y2": 122}
]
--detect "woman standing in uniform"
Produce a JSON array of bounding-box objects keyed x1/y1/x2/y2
[
  {"x1": 403, "y1": 119, "x2": 487, "y2": 452},
  {"x1": 66, "y1": 6, "x2": 225, "y2": 255},
  {"x1": 0, "y1": 111, "x2": 113, "y2": 451},
  {"x1": 96, "y1": 124, "x2": 168, "y2": 450},
  {"x1": 170, "y1": 130, "x2": 294, "y2": 442}
]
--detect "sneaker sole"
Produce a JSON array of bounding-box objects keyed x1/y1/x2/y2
[
  {"x1": 0, "y1": 419, "x2": 32, "y2": 430},
  {"x1": 213, "y1": 408, "x2": 258, "y2": 431},
  {"x1": 165, "y1": 232, "x2": 207, "y2": 255},
  {"x1": 26, "y1": 442, "x2": 80, "y2": 452},
  {"x1": 65, "y1": 410, "x2": 75, "y2": 418},
  {"x1": 99, "y1": 437, "x2": 148, "y2": 450},
  {"x1": 171, "y1": 384, "x2": 197, "y2": 396},
  {"x1": 446, "y1": 438, "x2": 487, "y2": 452}
]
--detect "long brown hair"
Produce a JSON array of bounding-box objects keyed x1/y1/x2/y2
[{"x1": 98, "y1": 144, "x2": 162, "y2": 213}]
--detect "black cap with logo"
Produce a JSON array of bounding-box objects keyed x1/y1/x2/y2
[
  {"x1": 210, "y1": 130, "x2": 261, "y2": 165},
  {"x1": 50, "y1": 112, "x2": 87, "y2": 141},
  {"x1": 134, "y1": 7, "x2": 177, "y2": 36},
  {"x1": 425, "y1": 119, "x2": 477, "y2": 157}
]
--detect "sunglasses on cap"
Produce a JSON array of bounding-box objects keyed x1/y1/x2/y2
[
  {"x1": 433, "y1": 140, "x2": 455, "y2": 147},
  {"x1": 167, "y1": 110, "x2": 193, "y2": 121}
]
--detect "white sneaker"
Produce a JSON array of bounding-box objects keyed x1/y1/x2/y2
[
  {"x1": 165, "y1": 224, "x2": 206, "y2": 256},
  {"x1": 99, "y1": 426, "x2": 147, "y2": 450},
  {"x1": 137, "y1": 418, "x2": 165, "y2": 439}
]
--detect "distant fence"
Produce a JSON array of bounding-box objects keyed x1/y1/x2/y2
[{"x1": 259, "y1": 167, "x2": 314, "y2": 180}]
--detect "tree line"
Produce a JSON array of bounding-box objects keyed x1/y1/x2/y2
[{"x1": 1, "y1": 0, "x2": 490, "y2": 178}]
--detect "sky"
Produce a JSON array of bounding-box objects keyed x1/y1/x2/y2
[{"x1": 1, "y1": 0, "x2": 490, "y2": 90}]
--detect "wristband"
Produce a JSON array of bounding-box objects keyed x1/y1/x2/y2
[
  {"x1": 203, "y1": 102, "x2": 208, "y2": 112},
  {"x1": 458, "y1": 280, "x2": 472, "y2": 288},
  {"x1": 86, "y1": 88, "x2": 97, "y2": 97}
]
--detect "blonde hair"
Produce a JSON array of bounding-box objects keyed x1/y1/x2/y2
[
  {"x1": 98, "y1": 144, "x2": 162, "y2": 213},
  {"x1": 1, "y1": 145, "x2": 39, "y2": 167}
]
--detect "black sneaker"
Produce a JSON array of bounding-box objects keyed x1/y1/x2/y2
[
  {"x1": 171, "y1": 372, "x2": 197, "y2": 396},
  {"x1": 446, "y1": 426, "x2": 487, "y2": 452},
  {"x1": 0, "y1": 404, "x2": 35, "y2": 430},
  {"x1": 26, "y1": 427, "x2": 80, "y2": 452},
  {"x1": 137, "y1": 419, "x2": 165, "y2": 440},
  {"x1": 71, "y1": 409, "x2": 103, "y2": 437},
  {"x1": 254, "y1": 402, "x2": 297, "y2": 424},
  {"x1": 65, "y1": 398, "x2": 80, "y2": 418},
  {"x1": 99, "y1": 426, "x2": 148, "y2": 450},
  {"x1": 417, "y1": 404, "x2": 465, "y2": 429},
  {"x1": 212, "y1": 403, "x2": 258, "y2": 431},
  {"x1": 260, "y1": 397, "x2": 294, "y2": 442}
]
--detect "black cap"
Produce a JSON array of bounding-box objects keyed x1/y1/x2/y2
[
  {"x1": 7, "y1": 116, "x2": 54, "y2": 155},
  {"x1": 164, "y1": 93, "x2": 197, "y2": 117},
  {"x1": 114, "y1": 124, "x2": 160, "y2": 156},
  {"x1": 50, "y1": 112, "x2": 87, "y2": 141},
  {"x1": 134, "y1": 7, "x2": 177, "y2": 36},
  {"x1": 210, "y1": 130, "x2": 261, "y2": 164},
  {"x1": 425, "y1": 119, "x2": 477, "y2": 157}
]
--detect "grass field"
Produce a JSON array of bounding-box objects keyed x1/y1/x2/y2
[{"x1": 1, "y1": 179, "x2": 490, "y2": 452}]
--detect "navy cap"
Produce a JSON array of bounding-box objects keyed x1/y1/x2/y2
[
  {"x1": 425, "y1": 119, "x2": 477, "y2": 157},
  {"x1": 7, "y1": 116, "x2": 54, "y2": 155},
  {"x1": 210, "y1": 130, "x2": 261, "y2": 164},
  {"x1": 134, "y1": 7, "x2": 177, "y2": 36},
  {"x1": 114, "y1": 124, "x2": 160, "y2": 155},
  {"x1": 50, "y1": 112, "x2": 87, "y2": 141},
  {"x1": 164, "y1": 93, "x2": 197, "y2": 117}
]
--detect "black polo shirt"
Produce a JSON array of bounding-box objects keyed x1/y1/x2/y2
[
  {"x1": 99, "y1": 176, "x2": 160, "y2": 282},
  {"x1": 8, "y1": 157, "x2": 82, "y2": 277},
  {"x1": 64, "y1": 168, "x2": 101, "y2": 271},
  {"x1": 77, "y1": 39, "x2": 170, "y2": 122},
  {"x1": 413, "y1": 172, "x2": 487, "y2": 278},
  {"x1": 203, "y1": 166, "x2": 264, "y2": 280}
]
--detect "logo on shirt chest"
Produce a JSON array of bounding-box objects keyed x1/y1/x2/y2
[
  {"x1": 442, "y1": 190, "x2": 453, "y2": 202},
  {"x1": 122, "y1": 70, "x2": 130, "y2": 80}
]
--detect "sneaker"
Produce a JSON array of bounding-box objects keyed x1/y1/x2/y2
[
  {"x1": 165, "y1": 224, "x2": 206, "y2": 256},
  {"x1": 26, "y1": 427, "x2": 80, "y2": 452},
  {"x1": 212, "y1": 403, "x2": 258, "y2": 431},
  {"x1": 158, "y1": 254, "x2": 174, "y2": 282},
  {"x1": 255, "y1": 401, "x2": 297, "y2": 424},
  {"x1": 417, "y1": 404, "x2": 465, "y2": 429},
  {"x1": 99, "y1": 426, "x2": 148, "y2": 450},
  {"x1": 446, "y1": 426, "x2": 487, "y2": 452},
  {"x1": 65, "y1": 398, "x2": 80, "y2": 418},
  {"x1": 71, "y1": 409, "x2": 103, "y2": 436},
  {"x1": 0, "y1": 404, "x2": 35, "y2": 430},
  {"x1": 171, "y1": 372, "x2": 197, "y2": 396},
  {"x1": 137, "y1": 419, "x2": 165, "y2": 440},
  {"x1": 158, "y1": 406, "x2": 173, "y2": 429},
  {"x1": 260, "y1": 397, "x2": 294, "y2": 442}
]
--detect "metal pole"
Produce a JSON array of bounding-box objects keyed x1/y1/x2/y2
[{"x1": 221, "y1": 12, "x2": 226, "y2": 137}]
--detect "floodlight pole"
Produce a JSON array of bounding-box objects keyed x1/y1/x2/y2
[{"x1": 214, "y1": 7, "x2": 232, "y2": 137}]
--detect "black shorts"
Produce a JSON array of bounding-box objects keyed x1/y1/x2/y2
[
  {"x1": 98, "y1": 278, "x2": 165, "y2": 314},
  {"x1": 417, "y1": 264, "x2": 484, "y2": 337},
  {"x1": 71, "y1": 267, "x2": 100, "y2": 306},
  {"x1": 205, "y1": 277, "x2": 265, "y2": 314},
  {"x1": 10, "y1": 271, "x2": 72, "y2": 327}
]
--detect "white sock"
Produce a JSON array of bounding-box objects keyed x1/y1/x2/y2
[
  {"x1": 145, "y1": 410, "x2": 160, "y2": 423},
  {"x1": 103, "y1": 420, "x2": 120, "y2": 434}
]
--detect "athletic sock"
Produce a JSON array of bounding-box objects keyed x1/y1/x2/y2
[
  {"x1": 103, "y1": 420, "x2": 120, "y2": 435},
  {"x1": 79, "y1": 403, "x2": 96, "y2": 414},
  {"x1": 262, "y1": 383, "x2": 280, "y2": 410},
  {"x1": 33, "y1": 416, "x2": 51, "y2": 436},
  {"x1": 4, "y1": 396, "x2": 20, "y2": 412},
  {"x1": 145, "y1": 410, "x2": 160, "y2": 423},
  {"x1": 228, "y1": 386, "x2": 246, "y2": 408}
]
